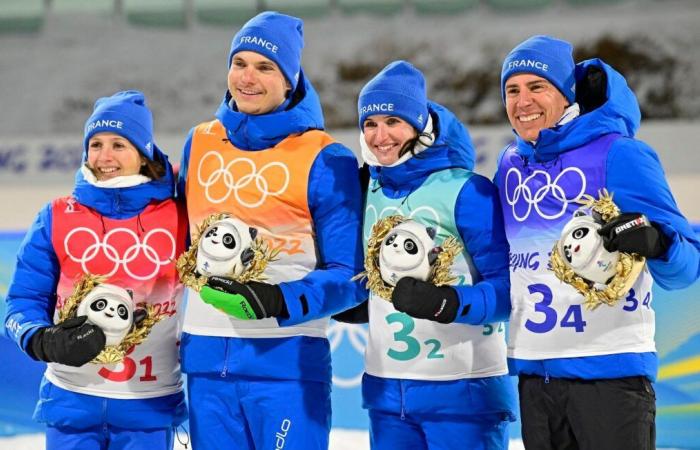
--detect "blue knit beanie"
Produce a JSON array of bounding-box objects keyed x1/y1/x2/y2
[
  {"x1": 228, "y1": 11, "x2": 304, "y2": 90},
  {"x1": 358, "y1": 61, "x2": 428, "y2": 131},
  {"x1": 501, "y1": 35, "x2": 576, "y2": 104},
  {"x1": 83, "y1": 90, "x2": 155, "y2": 160}
]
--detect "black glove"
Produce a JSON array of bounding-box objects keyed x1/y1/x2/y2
[
  {"x1": 29, "y1": 316, "x2": 106, "y2": 367},
  {"x1": 597, "y1": 212, "x2": 669, "y2": 259},
  {"x1": 332, "y1": 300, "x2": 369, "y2": 324},
  {"x1": 202, "y1": 276, "x2": 288, "y2": 320},
  {"x1": 391, "y1": 278, "x2": 460, "y2": 324}
]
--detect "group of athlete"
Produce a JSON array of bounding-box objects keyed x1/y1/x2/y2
[{"x1": 5, "y1": 10, "x2": 700, "y2": 450}]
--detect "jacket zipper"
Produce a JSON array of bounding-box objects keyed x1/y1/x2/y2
[
  {"x1": 399, "y1": 380, "x2": 406, "y2": 420},
  {"x1": 220, "y1": 338, "x2": 229, "y2": 378}
]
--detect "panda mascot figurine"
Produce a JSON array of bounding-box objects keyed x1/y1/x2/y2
[
  {"x1": 379, "y1": 220, "x2": 441, "y2": 287},
  {"x1": 196, "y1": 216, "x2": 258, "y2": 278},
  {"x1": 76, "y1": 283, "x2": 142, "y2": 347},
  {"x1": 557, "y1": 209, "x2": 620, "y2": 285}
]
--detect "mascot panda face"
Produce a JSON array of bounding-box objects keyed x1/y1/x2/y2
[
  {"x1": 196, "y1": 217, "x2": 257, "y2": 277},
  {"x1": 77, "y1": 284, "x2": 134, "y2": 346},
  {"x1": 558, "y1": 210, "x2": 620, "y2": 285},
  {"x1": 379, "y1": 220, "x2": 438, "y2": 287}
]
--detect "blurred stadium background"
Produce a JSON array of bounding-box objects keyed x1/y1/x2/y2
[{"x1": 1, "y1": 0, "x2": 699, "y2": 448}]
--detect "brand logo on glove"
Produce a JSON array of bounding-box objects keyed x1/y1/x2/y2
[
  {"x1": 76, "y1": 328, "x2": 95, "y2": 340},
  {"x1": 614, "y1": 216, "x2": 648, "y2": 235},
  {"x1": 239, "y1": 299, "x2": 254, "y2": 319},
  {"x1": 434, "y1": 299, "x2": 447, "y2": 317}
]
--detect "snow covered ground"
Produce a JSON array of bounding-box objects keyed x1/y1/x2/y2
[{"x1": 0, "y1": 431, "x2": 526, "y2": 450}]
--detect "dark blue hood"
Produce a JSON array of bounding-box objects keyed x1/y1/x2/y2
[
  {"x1": 215, "y1": 69, "x2": 324, "y2": 151},
  {"x1": 369, "y1": 101, "x2": 475, "y2": 190},
  {"x1": 73, "y1": 144, "x2": 175, "y2": 218},
  {"x1": 514, "y1": 58, "x2": 641, "y2": 160}
]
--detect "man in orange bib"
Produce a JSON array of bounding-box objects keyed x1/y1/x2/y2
[{"x1": 177, "y1": 11, "x2": 364, "y2": 450}]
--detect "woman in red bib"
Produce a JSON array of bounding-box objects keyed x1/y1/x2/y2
[{"x1": 5, "y1": 90, "x2": 188, "y2": 450}]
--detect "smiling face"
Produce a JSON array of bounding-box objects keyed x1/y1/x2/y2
[
  {"x1": 196, "y1": 218, "x2": 257, "y2": 277},
  {"x1": 200, "y1": 222, "x2": 242, "y2": 261},
  {"x1": 558, "y1": 212, "x2": 620, "y2": 284},
  {"x1": 87, "y1": 132, "x2": 144, "y2": 181},
  {"x1": 504, "y1": 73, "x2": 570, "y2": 142},
  {"x1": 77, "y1": 284, "x2": 134, "y2": 346},
  {"x1": 228, "y1": 51, "x2": 291, "y2": 115},
  {"x1": 379, "y1": 220, "x2": 436, "y2": 286},
  {"x1": 363, "y1": 115, "x2": 418, "y2": 166}
]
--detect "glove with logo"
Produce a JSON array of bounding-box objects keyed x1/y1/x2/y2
[
  {"x1": 29, "y1": 316, "x2": 106, "y2": 367},
  {"x1": 391, "y1": 277, "x2": 460, "y2": 324},
  {"x1": 597, "y1": 212, "x2": 669, "y2": 259},
  {"x1": 201, "y1": 276, "x2": 288, "y2": 320}
]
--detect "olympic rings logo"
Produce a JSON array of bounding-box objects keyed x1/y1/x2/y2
[
  {"x1": 504, "y1": 167, "x2": 587, "y2": 222},
  {"x1": 328, "y1": 321, "x2": 368, "y2": 388},
  {"x1": 64, "y1": 227, "x2": 176, "y2": 281},
  {"x1": 364, "y1": 205, "x2": 441, "y2": 241},
  {"x1": 197, "y1": 151, "x2": 290, "y2": 208}
]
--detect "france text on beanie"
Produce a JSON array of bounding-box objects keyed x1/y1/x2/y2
[
  {"x1": 500, "y1": 35, "x2": 576, "y2": 104},
  {"x1": 358, "y1": 60, "x2": 429, "y2": 132},
  {"x1": 229, "y1": 11, "x2": 304, "y2": 91},
  {"x1": 83, "y1": 90, "x2": 155, "y2": 161}
]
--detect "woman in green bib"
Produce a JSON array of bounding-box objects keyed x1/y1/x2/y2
[{"x1": 351, "y1": 60, "x2": 516, "y2": 449}]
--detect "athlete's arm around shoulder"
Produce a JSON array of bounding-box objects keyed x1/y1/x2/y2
[
  {"x1": 5, "y1": 202, "x2": 61, "y2": 354},
  {"x1": 606, "y1": 137, "x2": 700, "y2": 289},
  {"x1": 452, "y1": 173, "x2": 511, "y2": 325},
  {"x1": 277, "y1": 141, "x2": 365, "y2": 326}
]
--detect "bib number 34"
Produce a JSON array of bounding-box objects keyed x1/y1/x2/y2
[{"x1": 524, "y1": 284, "x2": 587, "y2": 333}]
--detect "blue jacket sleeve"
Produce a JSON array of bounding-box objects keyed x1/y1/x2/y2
[
  {"x1": 452, "y1": 174, "x2": 511, "y2": 325},
  {"x1": 176, "y1": 128, "x2": 195, "y2": 202},
  {"x1": 277, "y1": 143, "x2": 365, "y2": 326},
  {"x1": 607, "y1": 138, "x2": 700, "y2": 290},
  {"x1": 4, "y1": 203, "x2": 60, "y2": 355}
]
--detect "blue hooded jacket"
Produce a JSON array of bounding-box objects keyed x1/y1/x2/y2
[
  {"x1": 4, "y1": 146, "x2": 185, "y2": 429},
  {"x1": 177, "y1": 69, "x2": 364, "y2": 383},
  {"x1": 363, "y1": 101, "x2": 516, "y2": 420},
  {"x1": 370, "y1": 101, "x2": 511, "y2": 326},
  {"x1": 497, "y1": 59, "x2": 700, "y2": 380},
  {"x1": 6, "y1": 145, "x2": 174, "y2": 350}
]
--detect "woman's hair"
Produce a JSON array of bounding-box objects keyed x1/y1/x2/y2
[
  {"x1": 397, "y1": 112, "x2": 438, "y2": 159},
  {"x1": 398, "y1": 136, "x2": 421, "y2": 159},
  {"x1": 140, "y1": 157, "x2": 166, "y2": 179}
]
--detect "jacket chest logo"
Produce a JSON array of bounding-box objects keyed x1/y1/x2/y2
[
  {"x1": 504, "y1": 166, "x2": 587, "y2": 222},
  {"x1": 197, "y1": 151, "x2": 290, "y2": 208},
  {"x1": 63, "y1": 227, "x2": 176, "y2": 280}
]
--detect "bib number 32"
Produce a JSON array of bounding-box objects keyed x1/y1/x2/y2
[{"x1": 385, "y1": 313, "x2": 444, "y2": 361}]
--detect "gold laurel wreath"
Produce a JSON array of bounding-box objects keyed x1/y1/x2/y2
[
  {"x1": 58, "y1": 273, "x2": 165, "y2": 364},
  {"x1": 175, "y1": 212, "x2": 279, "y2": 291},
  {"x1": 550, "y1": 189, "x2": 646, "y2": 310},
  {"x1": 354, "y1": 215, "x2": 463, "y2": 301}
]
